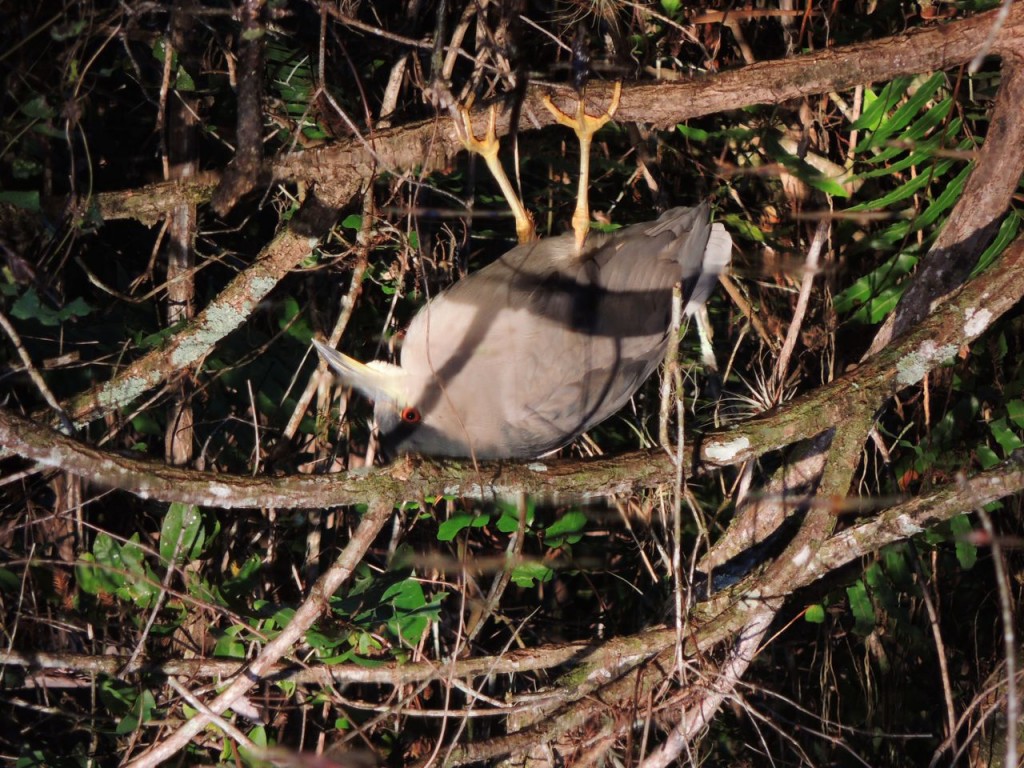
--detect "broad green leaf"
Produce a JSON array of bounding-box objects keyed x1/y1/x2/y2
[
  {"x1": 10, "y1": 288, "x2": 92, "y2": 326},
  {"x1": 544, "y1": 510, "x2": 587, "y2": 547},
  {"x1": 437, "y1": 513, "x2": 488, "y2": 541},
  {"x1": 76, "y1": 552, "x2": 124, "y2": 595},
  {"x1": 381, "y1": 578, "x2": 426, "y2": 610},
  {"x1": 989, "y1": 417, "x2": 1023, "y2": 454},
  {"x1": 804, "y1": 604, "x2": 826, "y2": 623},
  {"x1": 496, "y1": 497, "x2": 535, "y2": 533},
  {"x1": 159, "y1": 503, "x2": 204, "y2": 564},
  {"x1": 116, "y1": 689, "x2": 155, "y2": 735},
  {"x1": 846, "y1": 580, "x2": 876, "y2": 635},
  {"x1": 883, "y1": 546, "x2": 912, "y2": 588},
  {"x1": 976, "y1": 444, "x2": 1000, "y2": 470},
  {"x1": 511, "y1": 561, "x2": 554, "y2": 588},
  {"x1": 949, "y1": 514, "x2": 977, "y2": 570},
  {"x1": 1007, "y1": 399, "x2": 1024, "y2": 429},
  {"x1": 214, "y1": 627, "x2": 246, "y2": 659},
  {"x1": 676, "y1": 123, "x2": 710, "y2": 141}
]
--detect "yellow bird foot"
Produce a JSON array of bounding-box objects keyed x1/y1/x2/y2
[
  {"x1": 457, "y1": 103, "x2": 500, "y2": 160},
  {"x1": 541, "y1": 81, "x2": 622, "y2": 143},
  {"x1": 542, "y1": 82, "x2": 623, "y2": 256},
  {"x1": 456, "y1": 104, "x2": 535, "y2": 244}
]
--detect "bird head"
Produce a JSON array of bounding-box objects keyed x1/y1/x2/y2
[{"x1": 312, "y1": 340, "x2": 469, "y2": 459}]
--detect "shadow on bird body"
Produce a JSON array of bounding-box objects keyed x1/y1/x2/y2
[{"x1": 315, "y1": 203, "x2": 732, "y2": 460}]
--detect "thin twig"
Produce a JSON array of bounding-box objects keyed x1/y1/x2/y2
[{"x1": 773, "y1": 218, "x2": 828, "y2": 400}]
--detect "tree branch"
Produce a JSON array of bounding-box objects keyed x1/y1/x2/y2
[{"x1": 93, "y1": 5, "x2": 1024, "y2": 222}]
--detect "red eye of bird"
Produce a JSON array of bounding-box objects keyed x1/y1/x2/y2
[{"x1": 400, "y1": 406, "x2": 421, "y2": 424}]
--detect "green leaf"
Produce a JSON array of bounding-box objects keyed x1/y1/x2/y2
[
  {"x1": 436, "y1": 513, "x2": 488, "y2": 541},
  {"x1": 949, "y1": 514, "x2": 977, "y2": 570},
  {"x1": 174, "y1": 65, "x2": 195, "y2": 92},
  {"x1": 381, "y1": 578, "x2": 426, "y2": 610},
  {"x1": 116, "y1": 689, "x2": 156, "y2": 735},
  {"x1": 850, "y1": 284, "x2": 901, "y2": 324},
  {"x1": 833, "y1": 252, "x2": 917, "y2": 315},
  {"x1": 544, "y1": 510, "x2": 587, "y2": 547},
  {"x1": 131, "y1": 412, "x2": 163, "y2": 436},
  {"x1": 236, "y1": 726, "x2": 275, "y2": 768},
  {"x1": 851, "y1": 77, "x2": 914, "y2": 132},
  {"x1": 877, "y1": 162, "x2": 973, "y2": 243},
  {"x1": 762, "y1": 134, "x2": 851, "y2": 198},
  {"x1": 511, "y1": 561, "x2": 554, "y2": 588},
  {"x1": 976, "y1": 444, "x2": 1000, "y2": 470},
  {"x1": 857, "y1": 118, "x2": 964, "y2": 178},
  {"x1": 866, "y1": 96, "x2": 954, "y2": 165},
  {"x1": 9, "y1": 288, "x2": 93, "y2": 326},
  {"x1": 214, "y1": 626, "x2": 246, "y2": 659},
  {"x1": 496, "y1": 511, "x2": 522, "y2": 533},
  {"x1": 14, "y1": 749, "x2": 49, "y2": 768},
  {"x1": 0, "y1": 568, "x2": 20, "y2": 592},
  {"x1": 20, "y1": 95, "x2": 55, "y2": 120},
  {"x1": 159, "y1": 503, "x2": 205, "y2": 563},
  {"x1": 341, "y1": 214, "x2": 362, "y2": 230},
  {"x1": 804, "y1": 604, "x2": 826, "y2": 623},
  {"x1": 676, "y1": 123, "x2": 710, "y2": 141},
  {"x1": 76, "y1": 552, "x2": 124, "y2": 595},
  {"x1": 883, "y1": 546, "x2": 912, "y2": 588},
  {"x1": 100, "y1": 677, "x2": 136, "y2": 711},
  {"x1": 847, "y1": 158, "x2": 957, "y2": 211},
  {"x1": 720, "y1": 214, "x2": 765, "y2": 243},
  {"x1": 846, "y1": 580, "x2": 876, "y2": 635},
  {"x1": 275, "y1": 294, "x2": 314, "y2": 342},
  {"x1": 1007, "y1": 399, "x2": 1024, "y2": 429},
  {"x1": 973, "y1": 210, "x2": 1021, "y2": 275},
  {"x1": 989, "y1": 417, "x2": 1023, "y2": 455},
  {"x1": 496, "y1": 497, "x2": 534, "y2": 533},
  {"x1": 855, "y1": 73, "x2": 946, "y2": 153}
]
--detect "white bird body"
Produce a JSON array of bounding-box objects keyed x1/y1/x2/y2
[{"x1": 315, "y1": 203, "x2": 732, "y2": 459}]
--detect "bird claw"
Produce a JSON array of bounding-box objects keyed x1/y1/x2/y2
[
  {"x1": 458, "y1": 103, "x2": 501, "y2": 160},
  {"x1": 455, "y1": 102, "x2": 536, "y2": 243},
  {"x1": 541, "y1": 81, "x2": 622, "y2": 142}
]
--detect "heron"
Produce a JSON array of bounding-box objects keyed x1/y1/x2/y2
[{"x1": 314, "y1": 85, "x2": 732, "y2": 460}]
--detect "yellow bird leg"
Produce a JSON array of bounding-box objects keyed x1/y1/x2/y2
[
  {"x1": 542, "y1": 81, "x2": 622, "y2": 256},
  {"x1": 457, "y1": 104, "x2": 536, "y2": 244}
]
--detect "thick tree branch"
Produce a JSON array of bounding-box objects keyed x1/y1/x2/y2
[
  {"x1": 93, "y1": 5, "x2": 1024, "y2": 222},
  {"x1": 4, "y1": 236, "x2": 1022, "y2": 506}
]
